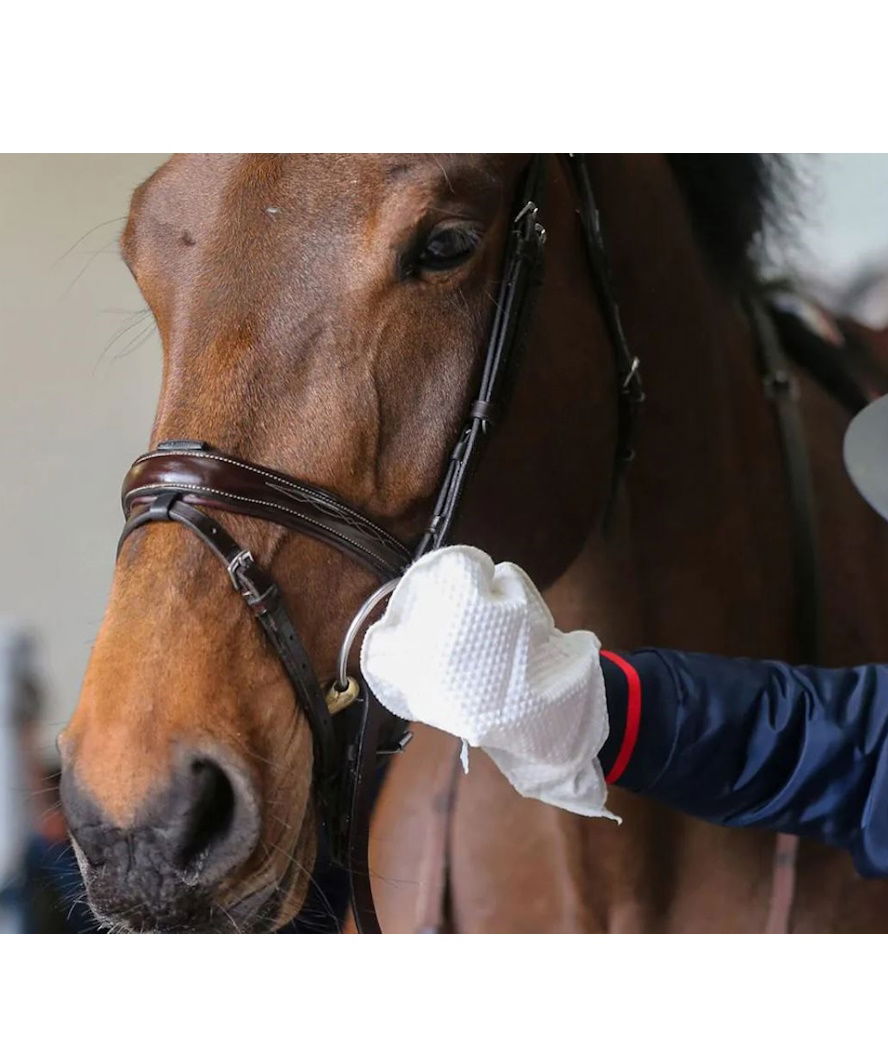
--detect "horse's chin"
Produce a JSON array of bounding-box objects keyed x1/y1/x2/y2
[
  {"x1": 80, "y1": 874, "x2": 294, "y2": 934},
  {"x1": 71, "y1": 809, "x2": 317, "y2": 934}
]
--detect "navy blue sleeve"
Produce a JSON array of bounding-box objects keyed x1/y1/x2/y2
[{"x1": 598, "y1": 649, "x2": 888, "y2": 878}]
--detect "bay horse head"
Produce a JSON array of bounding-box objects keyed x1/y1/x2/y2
[{"x1": 59, "y1": 154, "x2": 621, "y2": 932}]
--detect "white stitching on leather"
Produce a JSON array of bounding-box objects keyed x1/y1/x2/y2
[
  {"x1": 133, "y1": 449, "x2": 398, "y2": 546},
  {"x1": 125, "y1": 483, "x2": 394, "y2": 569}
]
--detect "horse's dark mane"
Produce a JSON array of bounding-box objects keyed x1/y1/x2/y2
[{"x1": 667, "y1": 154, "x2": 792, "y2": 289}]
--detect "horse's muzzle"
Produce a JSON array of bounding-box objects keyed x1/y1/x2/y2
[{"x1": 60, "y1": 746, "x2": 262, "y2": 932}]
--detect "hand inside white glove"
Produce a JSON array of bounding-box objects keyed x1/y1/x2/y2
[{"x1": 360, "y1": 545, "x2": 618, "y2": 820}]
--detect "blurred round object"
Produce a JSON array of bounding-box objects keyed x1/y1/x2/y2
[{"x1": 844, "y1": 394, "x2": 888, "y2": 522}]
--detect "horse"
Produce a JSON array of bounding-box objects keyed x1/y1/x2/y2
[{"x1": 59, "y1": 154, "x2": 888, "y2": 933}]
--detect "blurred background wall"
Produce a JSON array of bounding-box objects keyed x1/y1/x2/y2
[
  {"x1": 784, "y1": 154, "x2": 888, "y2": 322},
  {"x1": 0, "y1": 153, "x2": 887, "y2": 764},
  {"x1": 0, "y1": 154, "x2": 169, "y2": 759}
]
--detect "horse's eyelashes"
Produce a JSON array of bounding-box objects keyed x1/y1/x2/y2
[
  {"x1": 421, "y1": 226, "x2": 479, "y2": 265},
  {"x1": 402, "y1": 222, "x2": 482, "y2": 279}
]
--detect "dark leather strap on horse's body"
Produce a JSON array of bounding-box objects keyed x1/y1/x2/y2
[
  {"x1": 771, "y1": 303, "x2": 888, "y2": 415},
  {"x1": 748, "y1": 297, "x2": 824, "y2": 669},
  {"x1": 566, "y1": 154, "x2": 644, "y2": 513}
]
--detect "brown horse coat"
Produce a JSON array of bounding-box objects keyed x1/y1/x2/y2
[{"x1": 61, "y1": 154, "x2": 888, "y2": 932}]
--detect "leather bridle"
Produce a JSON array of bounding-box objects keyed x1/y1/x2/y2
[{"x1": 116, "y1": 155, "x2": 644, "y2": 933}]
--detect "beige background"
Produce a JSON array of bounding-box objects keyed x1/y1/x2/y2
[
  {"x1": 1, "y1": 155, "x2": 169, "y2": 756},
  {"x1": 1, "y1": 154, "x2": 887, "y2": 761}
]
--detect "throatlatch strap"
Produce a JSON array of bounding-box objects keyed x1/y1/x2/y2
[{"x1": 566, "y1": 154, "x2": 644, "y2": 521}]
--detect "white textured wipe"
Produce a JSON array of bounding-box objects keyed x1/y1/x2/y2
[{"x1": 360, "y1": 545, "x2": 618, "y2": 821}]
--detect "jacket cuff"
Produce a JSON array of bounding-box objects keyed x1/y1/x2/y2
[{"x1": 599, "y1": 649, "x2": 678, "y2": 791}]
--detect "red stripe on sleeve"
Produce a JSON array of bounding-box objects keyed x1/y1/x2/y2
[{"x1": 600, "y1": 650, "x2": 642, "y2": 784}]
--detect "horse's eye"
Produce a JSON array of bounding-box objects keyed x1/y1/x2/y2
[{"x1": 416, "y1": 224, "x2": 481, "y2": 272}]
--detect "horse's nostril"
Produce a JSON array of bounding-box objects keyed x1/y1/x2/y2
[
  {"x1": 60, "y1": 746, "x2": 260, "y2": 909},
  {"x1": 176, "y1": 758, "x2": 237, "y2": 871},
  {"x1": 171, "y1": 752, "x2": 259, "y2": 884}
]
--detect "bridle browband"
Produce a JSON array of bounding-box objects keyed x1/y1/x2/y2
[{"x1": 116, "y1": 155, "x2": 644, "y2": 933}]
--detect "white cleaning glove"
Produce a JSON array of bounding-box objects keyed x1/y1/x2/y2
[{"x1": 360, "y1": 545, "x2": 617, "y2": 820}]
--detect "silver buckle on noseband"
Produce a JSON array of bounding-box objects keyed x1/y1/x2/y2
[{"x1": 226, "y1": 548, "x2": 255, "y2": 590}]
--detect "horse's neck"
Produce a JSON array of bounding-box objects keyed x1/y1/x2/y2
[{"x1": 553, "y1": 155, "x2": 797, "y2": 658}]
